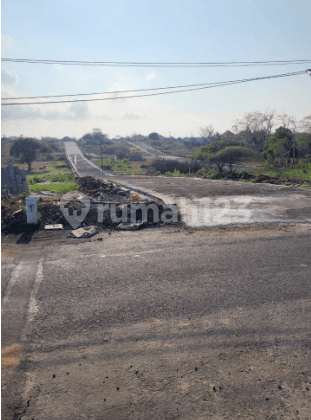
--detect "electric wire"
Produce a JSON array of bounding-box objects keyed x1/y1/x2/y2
[
  {"x1": 1, "y1": 70, "x2": 308, "y2": 106},
  {"x1": 2, "y1": 58, "x2": 311, "y2": 67}
]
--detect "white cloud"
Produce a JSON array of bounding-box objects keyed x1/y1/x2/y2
[
  {"x1": 1, "y1": 102, "x2": 91, "y2": 122},
  {"x1": 1, "y1": 34, "x2": 17, "y2": 52},
  {"x1": 1, "y1": 67, "x2": 19, "y2": 85},
  {"x1": 147, "y1": 72, "x2": 157, "y2": 81},
  {"x1": 69, "y1": 102, "x2": 89, "y2": 119},
  {"x1": 1, "y1": 84, "x2": 19, "y2": 100},
  {"x1": 0, "y1": 75, "x2": 237, "y2": 138},
  {"x1": 123, "y1": 113, "x2": 145, "y2": 120}
]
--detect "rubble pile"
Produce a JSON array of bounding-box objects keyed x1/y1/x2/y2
[
  {"x1": 76, "y1": 176, "x2": 123, "y2": 200},
  {"x1": 1, "y1": 176, "x2": 178, "y2": 235}
]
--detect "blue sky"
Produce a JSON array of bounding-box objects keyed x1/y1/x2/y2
[{"x1": 1, "y1": 0, "x2": 311, "y2": 138}]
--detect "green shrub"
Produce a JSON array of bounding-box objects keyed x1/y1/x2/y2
[
  {"x1": 27, "y1": 175, "x2": 45, "y2": 185},
  {"x1": 207, "y1": 168, "x2": 219, "y2": 179},
  {"x1": 196, "y1": 168, "x2": 205, "y2": 176},
  {"x1": 16, "y1": 192, "x2": 31, "y2": 198}
]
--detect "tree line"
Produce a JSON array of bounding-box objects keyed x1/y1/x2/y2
[{"x1": 194, "y1": 112, "x2": 311, "y2": 171}]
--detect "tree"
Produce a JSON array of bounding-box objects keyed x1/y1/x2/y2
[
  {"x1": 93, "y1": 128, "x2": 102, "y2": 134},
  {"x1": 233, "y1": 111, "x2": 276, "y2": 151},
  {"x1": 200, "y1": 124, "x2": 215, "y2": 144},
  {"x1": 295, "y1": 133, "x2": 311, "y2": 159},
  {"x1": 10, "y1": 138, "x2": 49, "y2": 171},
  {"x1": 299, "y1": 115, "x2": 311, "y2": 134},
  {"x1": 277, "y1": 114, "x2": 297, "y2": 131},
  {"x1": 149, "y1": 132, "x2": 159, "y2": 141},
  {"x1": 262, "y1": 127, "x2": 293, "y2": 167},
  {"x1": 191, "y1": 141, "x2": 252, "y2": 174},
  {"x1": 81, "y1": 131, "x2": 111, "y2": 145}
]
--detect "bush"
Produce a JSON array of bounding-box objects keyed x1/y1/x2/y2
[
  {"x1": 152, "y1": 159, "x2": 205, "y2": 174},
  {"x1": 27, "y1": 175, "x2": 46, "y2": 185},
  {"x1": 129, "y1": 153, "x2": 145, "y2": 162},
  {"x1": 16, "y1": 192, "x2": 31, "y2": 198}
]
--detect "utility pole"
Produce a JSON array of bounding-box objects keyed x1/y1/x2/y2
[
  {"x1": 292, "y1": 130, "x2": 296, "y2": 165},
  {"x1": 100, "y1": 145, "x2": 103, "y2": 172}
]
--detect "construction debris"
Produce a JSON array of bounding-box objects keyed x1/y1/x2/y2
[
  {"x1": 1, "y1": 176, "x2": 178, "y2": 235},
  {"x1": 69, "y1": 226, "x2": 99, "y2": 238},
  {"x1": 116, "y1": 221, "x2": 145, "y2": 230},
  {"x1": 130, "y1": 192, "x2": 141, "y2": 201},
  {"x1": 44, "y1": 224, "x2": 63, "y2": 230}
]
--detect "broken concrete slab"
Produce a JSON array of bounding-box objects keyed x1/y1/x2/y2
[
  {"x1": 44, "y1": 224, "x2": 63, "y2": 230},
  {"x1": 37, "y1": 191, "x2": 58, "y2": 197},
  {"x1": 69, "y1": 226, "x2": 100, "y2": 238}
]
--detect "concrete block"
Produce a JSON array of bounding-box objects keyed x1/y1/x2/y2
[{"x1": 26, "y1": 196, "x2": 38, "y2": 224}]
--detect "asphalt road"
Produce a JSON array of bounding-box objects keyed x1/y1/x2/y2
[
  {"x1": 64, "y1": 142, "x2": 311, "y2": 227},
  {"x1": 2, "y1": 224, "x2": 311, "y2": 419}
]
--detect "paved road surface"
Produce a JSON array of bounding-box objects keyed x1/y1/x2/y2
[
  {"x1": 125, "y1": 140, "x2": 183, "y2": 160},
  {"x1": 64, "y1": 142, "x2": 311, "y2": 227},
  {"x1": 2, "y1": 225, "x2": 311, "y2": 419}
]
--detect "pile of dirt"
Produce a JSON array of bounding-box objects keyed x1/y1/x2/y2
[
  {"x1": 1, "y1": 176, "x2": 178, "y2": 235},
  {"x1": 76, "y1": 176, "x2": 117, "y2": 198}
]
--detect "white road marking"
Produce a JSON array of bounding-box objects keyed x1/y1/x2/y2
[
  {"x1": 27, "y1": 260, "x2": 44, "y2": 322},
  {"x1": 2, "y1": 262, "x2": 24, "y2": 307},
  {"x1": 20, "y1": 260, "x2": 44, "y2": 342}
]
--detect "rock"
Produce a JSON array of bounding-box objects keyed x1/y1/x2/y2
[
  {"x1": 116, "y1": 222, "x2": 145, "y2": 230},
  {"x1": 38, "y1": 191, "x2": 57, "y2": 197},
  {"x1": 69, "y1": 226, "x2": 100, "y2": 238},
  {"x1": 130, "y1": 192, "x2": 140, "y2": 201}
]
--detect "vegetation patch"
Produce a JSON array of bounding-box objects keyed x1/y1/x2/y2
[
  {"x1": 29, "y1": 182, "x2": 79, "y2": 194},
  {"x1": 98, "y1": 158, "x2": 130, "y2": 172}
]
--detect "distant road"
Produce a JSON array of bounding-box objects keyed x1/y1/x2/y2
[
  {"x1": 64, "y1": 141, "x2": 114, "y2": 178},
  {"x1": 125, "y1": 140, "x2": 185, "y2": 161},
  {"x1": 126, "y1": 140, "x2": 251, "y2": 171}
]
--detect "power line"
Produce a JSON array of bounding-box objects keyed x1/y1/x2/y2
[
  {"x1": 0, "y1": 78, "x2": 281, "y2": 101},
  {"x1": 1, "y1": 70, "x2": 308, "y2": 106},
  {"x1": 2, "y1": 58, "x2": 311, "y2": 67}
]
